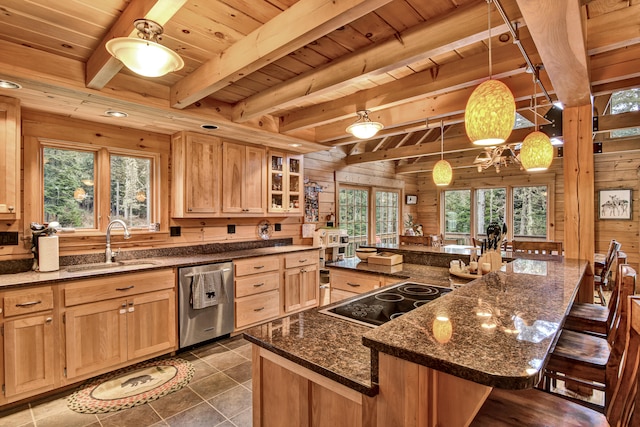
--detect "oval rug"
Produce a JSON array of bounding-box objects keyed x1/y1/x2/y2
[{"x1": 67, "y1": 357, "x2": 194, "y2": 414}]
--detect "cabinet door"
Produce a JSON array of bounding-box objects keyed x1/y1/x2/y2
[
  {"x1": 244, "y1": 146, "x2": 266, "y2": 213},
  {"x1": 0, "y1": 96, "x2": 20, "y2": 220},
  {"x1": 185, "y1": 134, "x2": 220, "y2": 215},
  {"x1": 287, "y1": 154, "x2": 303, "y2": 214},
  {"x1": 283, "y1": 264, "x2": 319, "y2": 314},
  {"x1": 4, "y1": 314, "x2": 55, "y2": 397},
  {"x1": 127, "y1": 290, "x2": 177, "y2": 361},
  {"x1": 65, "y1": 299, "x2": 127, "y2": 379},
  {"x1": 222, "y1": 141, "x2": 245, "y2": 213}
]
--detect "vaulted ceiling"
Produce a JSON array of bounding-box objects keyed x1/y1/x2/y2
[{"x1": 0, "y1": 0, "x2": 638, "y2": 172}]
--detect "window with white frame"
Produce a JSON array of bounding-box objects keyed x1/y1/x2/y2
[{"x1": 610, "y1": 88, "x2": 640, "y2": 138}]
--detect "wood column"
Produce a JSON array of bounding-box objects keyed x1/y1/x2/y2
[{"x1": 563, "y1": 103, "x2": 595, "y2": 303}]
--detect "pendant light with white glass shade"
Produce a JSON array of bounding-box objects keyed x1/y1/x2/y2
[
  {"x1": 346, "y1": 110, "x2": 384, "y2": 139},
  {"x1": 464, "y1": 0, "x2": 515, "y2": 146},
  {"x1": 433, "y1": 121, "x2": 452, "y2": 186},
  {"x1": 106, "y1": 19, "x2": 184, "y2": 78},
  {"x1": 519, "y1": 70, "x2": 554, "y2": 171}
]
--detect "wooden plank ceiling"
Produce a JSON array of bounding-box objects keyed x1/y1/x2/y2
[{"x1": 0, "y1": 0, "x2": 638, "y2": 169}]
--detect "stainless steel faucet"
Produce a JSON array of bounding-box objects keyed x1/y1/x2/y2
[{"x1": 105, "y1": 219, "x2": 131, "y2": 263}]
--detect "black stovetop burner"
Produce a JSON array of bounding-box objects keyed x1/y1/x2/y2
[{"x1": 322, "y1": 281, "x2": 452, "y2": 327}]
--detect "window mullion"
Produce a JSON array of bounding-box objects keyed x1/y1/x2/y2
[{"x1": 97, "y1": 148, "x2": 111, "y2": 232}]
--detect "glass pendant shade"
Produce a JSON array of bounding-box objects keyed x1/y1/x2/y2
[
  {"x1": 346, "y1": 110, "x2": 383, "y2": 139},
  {"x1": 465, "y1": 80, "x2": 516, "y2": 146},
  {"x1": 106, "y1": 38, "x2": 184, "y2": 77},
  {"x1": 520, "y1": 131, "x2": 553, "y2": 171},
  {"x1": 433, "y1": 159, "x2": 452, "y2": 186}
]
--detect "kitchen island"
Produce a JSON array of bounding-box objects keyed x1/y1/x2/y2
[{"x1": 244, "y1": 257, "x2": 588, "y2": 427}]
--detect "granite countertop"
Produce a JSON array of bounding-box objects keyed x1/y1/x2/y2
[
  {"x1": 245, "y1": 256, "x2": 587, "y2": 395},
  {"x1": 0, "y1": 245, "x2": 319, "y2": 289},
  {"x1": 362, "y1": 258, "x2": 587, "y2": 389}
]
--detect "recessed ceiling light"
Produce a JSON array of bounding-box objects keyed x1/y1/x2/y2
[
  {"x1": 289, "y1": 143, "x2": 302, "y2": 148},
  {"x1": 200, "y1": 124, "x2": 219, "y2": 130},
  {"x1": 0, "y1": 80, "x2": 22, "y2": 89},
  {"x1": 105, "y1": 110, "x2": 128, "y2": 118}
]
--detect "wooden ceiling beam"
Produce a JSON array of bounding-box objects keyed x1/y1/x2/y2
[
  {"x1": 346, "y1": 128, "x2": 532, "y2": 164},
  {"x1": 594, "y1": 110, "x2": 640, "y2": 134},
  {"x1": 234, "y1": 0, "x2": 523, "y2": 124},
  {"x1": 590, "y1": 43, "x2": 640, "y2": 86},
  {"x1": 516, "y1": 0, "x2": 590, "y2": 107},
  {"x1": 170, "y1": 0, "x2": 392, "y2": 109},
  {"x1": 86, "y1": 0, "x2": 187, "y2": 89},
  {"x1": 315, "y1": 72, "x2": 553, "y2": 142},
  {"x1": 587, "y1": 3, "x2": 640, "y2": 55},
  {"x1": 279, "y1": 40, "x2": 530, "y2": 132}
]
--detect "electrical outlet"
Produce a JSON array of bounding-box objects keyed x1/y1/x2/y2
[
  {"x1": 170, "y1": 226, "x2": 181, "y2": 237},
  {"x1": 0, "y1": 232, "x2": 18, "y2": 245},
  {"x1": 274, "y1": 223, "x2": 281, "y2": 232},
  {"x1": 227, "y1": 224, "x2": 236, "y2": 234}
]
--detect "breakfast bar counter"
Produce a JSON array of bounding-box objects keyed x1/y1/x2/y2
[{"x1": 244, "y1": 257, "x2": 588, "y2": 427}]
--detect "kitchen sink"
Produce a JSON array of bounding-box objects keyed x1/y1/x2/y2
[{"x1": 65, "y1": 259, "x2": 161, "y2": 273}]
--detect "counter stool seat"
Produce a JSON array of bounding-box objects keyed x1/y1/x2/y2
[{"x1": 564, "y1": 303, "x2": 608, "y2": 336}]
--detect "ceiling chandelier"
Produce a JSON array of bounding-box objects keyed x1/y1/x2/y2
[
  {"x1": 473, "y1": 144, "x2": 522, "y2": 173},
  {"x1": 346, "y1": 110, "x2": 384, "y2": 139},
  {"x1": 433, "y1": 121, "x2": 452, "y2": 186},
  {"x1": 464, "y1": 0, "x2": 515, "y2": 146},
  {"x1": 106, "y1": 19, "x2": 184, "y2": 78}
]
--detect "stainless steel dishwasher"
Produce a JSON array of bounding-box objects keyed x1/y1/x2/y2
[{"x1": 178, "y1": 261, "x2": 234, "y2": 348}]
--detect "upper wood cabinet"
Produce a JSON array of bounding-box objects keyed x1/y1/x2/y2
[
  {"x1": 0, "y1": 96, "x2": 21, "y2": 220},
  {"x1": 171, "y1": 131, "x2": 221, "y2": 217},
  {"x1": 222, "y1": 141, "x2": 266, "y2": 214},
  {"x1": 268, "y1": 151, "x2": 303, "y2": 215}
]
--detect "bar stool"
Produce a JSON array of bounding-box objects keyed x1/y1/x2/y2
[{"x1": 471, "y1": 294, "x2": 640, "y2": 427}]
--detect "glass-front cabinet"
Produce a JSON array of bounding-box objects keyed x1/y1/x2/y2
[{"x1": 268, "y1": 151, "x2": 303, "y2": 215}]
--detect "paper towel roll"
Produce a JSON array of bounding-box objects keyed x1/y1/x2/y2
[{"x1": 38, "y1": 235, "x2": 60, "y2": 272}]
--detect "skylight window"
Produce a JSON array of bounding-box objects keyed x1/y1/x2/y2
[
  {"x1": 611, "y1": 88, "x2": 640, "y2": 138},
  {"x1": 514, "y1": 112, "x2": 534, "y2": 129}
]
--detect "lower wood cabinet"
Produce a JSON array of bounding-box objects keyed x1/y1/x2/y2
[
  {"x1": 1, "y1": 285, "x2": 57, "y2": 403},
  {"x1": 63, "y1": 269, "x2": 176, "y2": 382},
  {"x1": 282, "y1": 251, "x2": 319, "y2": 314}
]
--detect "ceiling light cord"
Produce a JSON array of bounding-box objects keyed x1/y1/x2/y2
[
  {"x1": 487, "y1": 0, "x2": 492, "y2": 79},
  {"x1": 440, "y1": 120, "x2": 444, "y2": 161}
]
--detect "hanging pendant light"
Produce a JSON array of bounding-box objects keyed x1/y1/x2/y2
[
  {"x1": 433, "y1": 121, "x2": 452, "y2": 186},
  {"x1": 346, "y1": 110, "x2": 384, "y2": 139},
  {"x1": 464, "y1": 0, "x2": 515, "y2": 146},
  {"x1": 106, "y1": 19, "x2": 184, "y2": 78},
  {"x1": 520, "y1": 69, "x2": 553, "y2": 171}
]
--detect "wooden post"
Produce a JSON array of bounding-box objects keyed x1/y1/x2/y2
[{"x1": 563, "y1": 103, "x2": 595, "y2": 303}]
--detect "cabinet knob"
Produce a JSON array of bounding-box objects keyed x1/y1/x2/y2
[
  {"x1": 253, "y1": 282, "x2": 265, "y2": 287},
  {"x1": 16, "y1": 300, "x2": 42, "y2": 307},
  {"x1": 188, "y1": 208, "x2": 193, "y2": 212},
  {"x1": 45, "y1": 317, "x2": 53, "y2": 324},
  {"x1": 116, "y1": 285, "x2": 135, "y2": 291},
  {"x1": 254, "y1": 307, "x2": 265, "y2": 312},
  {"x1": 347, "y1": 282, "x2": 361, "y2": 287}
]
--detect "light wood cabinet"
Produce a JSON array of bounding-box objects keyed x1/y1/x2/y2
[
  {"x1": 171, "y1": 131, "x2": 221, "y2": 217},
  {"x1": 282, "y1": 251, "x2": 319, "y2": 314},
  {"x1": 329, "y1": 269, "x2": 389, "y2": 303},
  {"x1": 63, "y1": 269, "x2": 176, "y2": 381},
  {"x1": 222, "y1": 141, "x2": 266, "y2": 214},
  {"x1": 0, "y1": 96, "x2": 21, "y2": 220},
  {"x1": 1, "y1": 286, "x2": 57, "y2": 402},
  {"x1": 234, "y1": 256, "x2": 281, "y2": 330},
  {"x1": 268, "y1": 151, "x2": 303, "y2": 215}
]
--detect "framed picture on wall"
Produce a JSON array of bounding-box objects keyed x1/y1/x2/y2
[
  {"x1": 598, "y1": 189, "x2": 632, "y2": 220},
  {"x1": 406, "y1": 195, "x2": 417, "y2": 205}
]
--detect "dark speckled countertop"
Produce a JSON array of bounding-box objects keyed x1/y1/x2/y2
[
  {"x1": 244, "y1": 256, "x2": 587, "y2": 395},
  {"x1": 0, "y1": 245, "x2": 319, "y2": 289}
]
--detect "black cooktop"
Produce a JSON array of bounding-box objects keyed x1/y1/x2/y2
[{"x1": 322, "y1": 282, "x2": 452, "y2": 327}]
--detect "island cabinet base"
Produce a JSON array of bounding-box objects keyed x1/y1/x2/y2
[
  {"x1": 251, "y1": 345, "x2": 377, "y2": 427},
  {"x1": 376, "y1": 353, "x2": 491, "y2": 427}
]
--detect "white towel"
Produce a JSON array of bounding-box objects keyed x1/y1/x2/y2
[{"x1": 190, "y1": 270, "x2": 227, "y2": 309}]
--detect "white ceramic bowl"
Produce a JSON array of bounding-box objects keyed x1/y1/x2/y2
[{"x1": 355, "y1": 248, "x2": 377, "y2": 261}]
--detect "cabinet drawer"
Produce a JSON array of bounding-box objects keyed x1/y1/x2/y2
[
  {"x1": 235, "y1": 256, "x2": 280, "y2": 277},
  {"x1": 3, "y1": 287, "x2": 54, "y2": 317},
  {"x1": 330, "y1": 288, "x2": 359, "y2": 304},
  {"x1": 235, "y1": 291, "x2": 280, "y2": 329},
  {"x1": 64, "y1": 269, "x2": 175, "y2": 307},
  {"x1": 330, "y1": 270, "x2": 380, "y2": 294},
  {"x1": 236, "y1": 271, "x2": 280, "y2": 298},
  {"x1": 284, "y1": 251, "x2": 318, "y2": 268}
]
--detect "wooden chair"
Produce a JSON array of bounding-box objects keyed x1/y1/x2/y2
[
  {"x1": 564, "y1": 262, "x2": 627, "y2": 337},
  {"x1": 471, "y1": 294, "x2": 640, "y2": 427},
  {"x1": 542, "y1": 265, "x2": 636, "y2": 410},
  {"x1": 511, "y1": 240, "x2": 563, "y2": 255},
  {"x1": 594, "y1": 240, "x2": 622, "y2": 306}
]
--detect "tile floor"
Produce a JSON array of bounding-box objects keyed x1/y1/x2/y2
[{"x1": 0, "y1": 335, "x2": 253, "y2": 427}]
